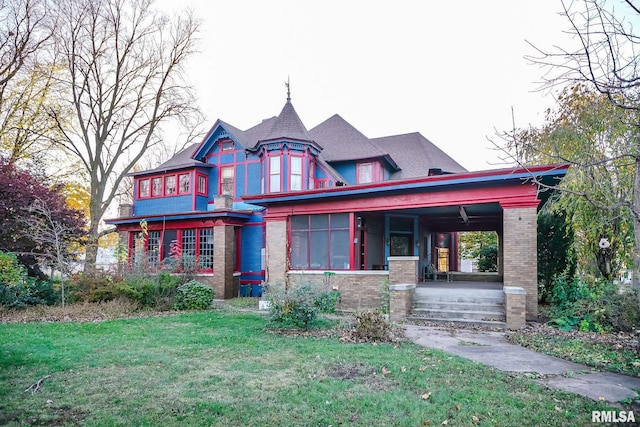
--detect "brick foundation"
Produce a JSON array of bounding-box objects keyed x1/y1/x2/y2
[{"x1": 288, "y1": 271, "x2": 388, "y2": 311}]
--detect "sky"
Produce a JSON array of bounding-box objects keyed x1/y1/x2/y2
[{"x1": 156, "y1": 0, "x2": 575, "y2": 172}]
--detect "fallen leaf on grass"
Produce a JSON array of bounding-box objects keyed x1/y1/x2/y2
[
  {"x1": 472, "y1": 415, "x2": 479, "y2": 423},
  {"x1": 456, "y1": 404, "x2": 461, "y2": 411},
  {"x1": 421, "y1": 392, "x2": 432, "y2": 400},
  {"x1": 554, "y1": 406, "x2": 562, "y2": 412},
  {"x1": 401, "y1": 366, "x2": 406, "y2": 372},
  {"x1": 382, "y1": 367, "x2": 391, "y2": 375},
  {"x1": 441, "y1": 420, "x2": 448, "y2": 425},
  {"x1": 423, "y1": 421, "x2": 431, "y2": 426}
]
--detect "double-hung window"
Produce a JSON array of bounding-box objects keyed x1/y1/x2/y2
[
  {"x1": 357, "y1": 163, "x2": 373, "y2": 184},
  {"x1": 269, "y1": 156, "x2": 281, "y2": 192},
  {"x1": 221, "y1": 167, "x2": 234, "y2": 196},
  {"x1": 290, "y1": 157, "x2": 302, "y2": 191}
]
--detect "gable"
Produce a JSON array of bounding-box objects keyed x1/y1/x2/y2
[{"x1": 192, "y1": 121, "x2": 248, "y2": 162}]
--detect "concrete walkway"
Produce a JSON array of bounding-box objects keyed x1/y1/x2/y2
[{"x1": 404, "y1": 324, "x2": 640, "y2": 407}]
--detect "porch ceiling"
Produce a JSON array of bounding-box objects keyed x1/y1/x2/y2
[{"x1": 380, "y1": 203, "x2": 503, "y2": 232}]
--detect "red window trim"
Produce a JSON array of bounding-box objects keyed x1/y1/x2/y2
[
  {"x1": 196, "y1": 173, "x2": 208, "y2": 196},
  {"x1": 136, "y1": 172, "x2": 193, "y2": 199}
]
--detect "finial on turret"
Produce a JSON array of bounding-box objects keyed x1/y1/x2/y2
[{"x1": 285, "y1": 76, "x2": 291, "y2": 102}]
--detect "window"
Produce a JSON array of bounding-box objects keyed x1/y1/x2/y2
[
  {"x1": 147, "y1": 231, "x2": 161, "y2": 268},
  {"x1": 290, "y1": 157, "x2": 302, "y2": 191},
  {"x1": 269, "y1": 156, "x2": 281, "y2": 192},
  {"x1": 199, "y1": 228, "x2": 214, "y2": 270},
  {"x1": 131, "y1": 227, "x2": 219, "y2": 272},
  {"x1": 151, "y1": 177, "x2": 163, "y2": 196},
  {"x1": 197, "y1": 174, "x2": 207, "y2": 195},
  {"x1": 221, "y1": 140, "x2": 234, "y2": 151},
  {"x1": 165, "y1": 175, "x2": 176, "y2": 195},
  {"x1": 181, "y1": 229, "x2": 196, "y2": 269},
  {"x1": 358, "y1": 163, "x2": 373, "y2": 184},
  {"x1": 308, "y1": 161, "x2": 315, "y2": 190},
  {"x1": 290, "y1": 213, "x2": 350, "y2": 269},
  {"x1": 179, "y1": 173, "x2": 190, "y2": 193},
  {"x1": 221, "y1": 167, "x2": 234, "y2": 196},
  {"x1": 139, "y1": 179, "x2": 150, "y2": 198}
]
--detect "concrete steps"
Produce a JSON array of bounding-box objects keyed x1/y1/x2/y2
[{"x1": 411, "y1": 287, "x2": 506, "y2": 326}]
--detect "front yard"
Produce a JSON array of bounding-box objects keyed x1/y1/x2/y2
[{"x1": 0, "y1": 304, "x2": 619, "y2": 426}]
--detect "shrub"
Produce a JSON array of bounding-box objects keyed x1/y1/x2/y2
[
  {"x1": 352, "y1": 309, "x2": 391, "y2": 342},
  {"x1": 267, "y1": 282, "x2": 324, "y2": 330},
  {"x1": 0, "y1": 252, "x2": 26, "y2": 286},
  {"x1": 547, "y1": 278, "x2": 640, "y2": 333},
  {"x1": 314, "y1": 290, "x2": 340, "y2": 314},
  {"x1": 0, "y1": 277, "x2": 58, "y2": 308},
  {"x1": 174, "y1": 281, "x2": 214, "y2": 310}
]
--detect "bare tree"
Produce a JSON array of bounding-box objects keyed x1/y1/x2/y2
[
  {"x1": 24, "y1": 197, "x2": 85, "y2": 307},
  {"x1": 0, "y1": 0, "x2": 57, "y2": 165},
  {"x1": 522, "y1": 0, "x2": 640, "y2": 286},
  {"x1": 47, "y1": 0, "x2": 202, "y2": 271}
]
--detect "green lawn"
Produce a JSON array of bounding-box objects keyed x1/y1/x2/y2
[{"x1": 0, "y1": 310, "x2": 615, "y2": 426}]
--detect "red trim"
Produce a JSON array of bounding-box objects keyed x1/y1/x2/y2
[
  {"x1": 263, "y1": 183, "x2": 539, "y2": 218},
  {"x1": 246, "y1": 163, "x2": 570, "y2": 202}
]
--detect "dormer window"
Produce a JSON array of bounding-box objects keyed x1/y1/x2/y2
[
  {"x1": 358, "y1": 163, "x2": 373, "y2": 184},
  {"x1": 221, "y1": 140, "x2": 234, "y2": 151}
]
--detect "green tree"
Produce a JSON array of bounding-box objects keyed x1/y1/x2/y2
[
  {"x1": 504, "y1": 84, "x2": 635, "y2": 280},
  {"x1": 46, "y1": 0, "x2": 201, "y2": 271},
  {"x1": 459, "y1": 231, "x2": 497, "y2": 271},
  {"x1": 538, "y1": 209, "x2": 576, "y2": 303},
  {"x1": 521, "y1": 0, "x2": 640, "y2": 307}
]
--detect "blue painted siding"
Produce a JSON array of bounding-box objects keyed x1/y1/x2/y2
[
  {"x1": 135, "y1": 195, "x2": 192, "y2": 216},
  {"x1": 333, "y1": 163, "x2": 357, "y2": 184},
  {"x1": 220, "y1": 153, "x2": 234, "y2": 163},
  {"x1": 240, "y1": 214, "x2": 264, "y2": 281},
  {"x1": 246, "y1": 162, "x2": 261, "y2": 195},
  {"x1": 236, "y1": 164, "x2": 246, "y2": 197},
  {"x1": 195, "y1": 195, "x2": 209, "y2": 211}
]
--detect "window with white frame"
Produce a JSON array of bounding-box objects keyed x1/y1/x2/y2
[
  {"x1": 308, "y1": 161, "x2": 315, "y2": 189},
  {"x1": 221, "y1": 167, "x2": 234, "y2": 196},
  {"x1": 357, "y1": 163, "x2": 373, "y2": 184},
  {"x1": 269, "y1": 156, "x2": 281, "y2": 192},
  {"x1": 290, "y1": 157, "x2": 302, "y2": 191}
]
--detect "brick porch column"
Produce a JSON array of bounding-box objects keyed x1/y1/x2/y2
[
  {"x1": 387, "y1": 256, "x2": 418, "y2": 321},
  {"x1": 213, "y1": 223, "x2": 235, "y2": 299},
  {"x1": 265, "y1": 218, "x2": 288, "y2": 285},
  {"x1": 501, "y1": 204, "x2": 538, "y2": 319}
]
